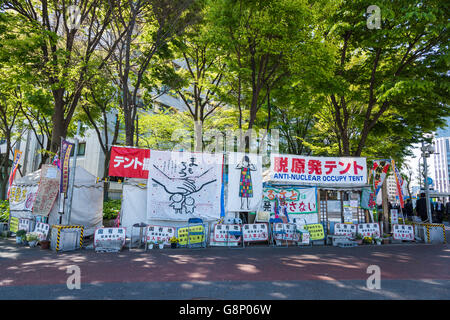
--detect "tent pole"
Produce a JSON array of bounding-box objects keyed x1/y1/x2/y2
[{"x1": 66, "y1": 121, "x2": 81, "y2": 226}]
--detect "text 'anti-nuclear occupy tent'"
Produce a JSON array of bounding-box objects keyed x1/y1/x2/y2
[{"x1": 9, "y1": 166, "x2": 103, "y2": 236}]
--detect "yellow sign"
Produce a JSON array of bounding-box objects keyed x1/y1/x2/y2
[
  {"x1": 177, "y1": 225, "x2": 205, "y2": 245},
  {"x1": 9, "y1": 217, "x2": 19, "y2": 233},
  {"x1": 305, "y1": 223, "x2": 325, "y2": 240}
]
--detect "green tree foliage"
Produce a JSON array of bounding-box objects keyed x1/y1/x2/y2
[{"x1": 310, "y1": 0, "x2": 450, "y2": 157}]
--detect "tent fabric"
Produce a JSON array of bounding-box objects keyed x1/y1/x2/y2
[{"x1": 10, "y1": 166, "x2": 103, "y2": 236}]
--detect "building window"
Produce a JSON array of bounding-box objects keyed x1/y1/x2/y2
[{"x1": 70, "y1": 142, "x2": 86, "y2": 156}]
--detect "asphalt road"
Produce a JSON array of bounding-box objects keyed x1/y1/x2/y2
[{"x1": 1, "y1": 237, "x2": 449, "y2": 301}]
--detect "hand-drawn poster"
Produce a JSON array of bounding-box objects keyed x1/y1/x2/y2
[
  {"x1": 147, "y1": 150, "x2": 224, "y2": 221},
  {"x1": 227, "y1": 152, "x2": 263, "y2": 212},
  {"x1": 32, "y1": 165, "x2": 60, "y2": 216},
  {"x1": 261, "y1": 186, "x2": 317, "y2": 215},
  {"x1": 8, "y1": 185, "x2": 38, "y2": 211}
]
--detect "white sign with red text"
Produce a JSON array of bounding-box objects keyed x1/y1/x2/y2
[
  {"x1": 273, "y1": 223, "x2": 297, "y2": 241},
  {"x1": 145, "y1": 225, "x2": 176, "y2": 245},
  {"x1": 334, "y1": 223, "x2": 357, "y2": 237},
  {"x1": 243, "y1": 223, "x2": 269, "y2": 242},
  {"x1": 357, "y1": 223, "x2": 381, "y2": 238},
  {"x1": 270, "y1": 154, "x2": 367, "y2": 186},
  {"x1": 392, "y1": 224, "x2": 414, "y2": 241},
  {"x1": 213, "y1": 224, "x2": 241, "y2": 242}
]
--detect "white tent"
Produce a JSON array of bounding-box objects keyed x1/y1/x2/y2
[{"x1": 9, "y1": 166, "x2": 104, "y2": 236}]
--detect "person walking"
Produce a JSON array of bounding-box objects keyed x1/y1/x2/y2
[
  {"x1": 416, "y1": 193, "x2": 428, "y2": 222},
  {"x1": 434, "y1": 199, "x2": 444, "y2": 223},
  {"x1": 404, "y1": 198, "x2": 414, "y2": 220}
]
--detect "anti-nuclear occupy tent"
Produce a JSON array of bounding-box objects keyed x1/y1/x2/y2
[{"x1": 9, "y1": 166, "x2": 103, "y2": 236}]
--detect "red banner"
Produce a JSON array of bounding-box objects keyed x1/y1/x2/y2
[{"x1": 108, "y1": 146, "x2": 150, "y2": 179}]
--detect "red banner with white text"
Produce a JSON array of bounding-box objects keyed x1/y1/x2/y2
[{"x1": 108, "y1": 146, "x2": 150, "y2": 179}]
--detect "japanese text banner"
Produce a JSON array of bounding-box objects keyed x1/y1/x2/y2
[
  {"x1": 270, "y1": 154, "x2": 367, "y2": 185},
  {"x1": 147, "y1": 150, "x2": 223, "y2": 221},
  {"x1": 261, "y1": 186, "x2": 317, "y2": 214},
  {"x1": 108, "y1": 146, "x2": 150, "y2": 179}
]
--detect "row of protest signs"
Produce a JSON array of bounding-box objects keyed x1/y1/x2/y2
[{"x1": 109, "y1": 147, "x2": 368, "y2": 222}]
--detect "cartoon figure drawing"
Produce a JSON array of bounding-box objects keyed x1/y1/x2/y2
[
  {"x1": 152, "y1": 161, "x2": 216, "y2": 216},
  {"x1": 183, "y1": 197, "x2": 196, "y2": 214},
  {"x1": 236, "y1": 155, "x2": 257, "y2": 210},
  {"x1": 169, "y1": 193, "x2": 184, "y2": 214}
]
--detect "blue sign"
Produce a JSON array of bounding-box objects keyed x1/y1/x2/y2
[{"x1": 424, "y1": 177, "x2": 433, "y2": 186}]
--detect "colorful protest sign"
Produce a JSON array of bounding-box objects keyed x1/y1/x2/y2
[
  {"x1": 8, "y1": 185, "x2": 38, "y2": 211},
  {"x1": 7, "y1": 150, "x2": 22, "y2": 199},
  {"x1": 147, "y1": 150, "x2": 223, "y2": 221},
  {"x1": 227, "y1": 152, "x2": 263, "y2": 212},
  {"x1": 304, "y1": 224, "x2": 325, "y2": 240},
  {"x1": 60, "y1": 139, "x2": 74, "y2": 195},
  {"x1": 32, "y1": 165, "x2": 60, "y2": 217},
  {"x1": 269, "y1": 154, "x2": 367, "y2": 185},
  {"x1": 392, "y1": 159, "x2": 405, "y2": 208},
  {"x1": 372, "y1": 159, "x2": 391, "y2": 196},
  {"x1": 9, "y1": 217, "x2": 19, "y2": 233},
  {"x1": 261, "y1": 186, "x2": 317, "y2": 215},
  {"x1": 109, "y1": 146, "x2": 150, "y2": 179},
  {"x1": 360, "y1": 188, "x2": 376, "y2": 210},
  {"x1": 177, "y1": 225, "x2": 205, "y2": 245}
]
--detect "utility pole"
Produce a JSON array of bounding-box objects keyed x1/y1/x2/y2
[
  {"x1": 66, "y1": 121, "x2": 81, "y2": 225},
  {"x1": 421, "y1": 140, "x2": 433, "y2": 223}
]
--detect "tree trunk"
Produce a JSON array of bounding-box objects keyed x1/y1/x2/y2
[
  {"x1": 382, "y1": 180, "x2": 389, "y2": 234},
  {"x1": 194, "y1": 120, "x2": 203, "y2": 152},
  {"x1": 50, "y1": 95, "x2": 66, "y2": 153}
]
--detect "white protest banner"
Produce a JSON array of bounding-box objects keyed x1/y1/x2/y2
[
  {"x1": 9, "y1": 185, "x2": 38, "y2": 211},
  {"x1": 392, "y1": 224, "x2": 414, "y2": 241},
  {"x1": 147, "y1": 150, "x2": 223, "y2": 221},
  {"x1": 261, "y1": 186, "x2": 317, "y2": 215},
  {"x1": 243, "y1": 223, "x2": 269, "y2": 242},
  {"x1": 145, "y1": 225, "x2": 176, "y2": 245},
  {"x1": 357, "y1": 223, "x2": 381, "y2": 237},
  {"x1": 334, "y1": 223, "x2": 357, "y2": 237},
  {"x1": 227, "y1": 152, "x2": 263, "y2": 212},
  {"x1": 270, "y1": 154, "x2": 367, "y2": 185}
]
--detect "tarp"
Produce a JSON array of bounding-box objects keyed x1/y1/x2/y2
[{"x1": 10, "y1": 166, "x2": 104, "y2": 236}]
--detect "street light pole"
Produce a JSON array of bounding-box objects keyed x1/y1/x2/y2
[{"x1": 421, "y1": 140, "x2": 434, "y2": 223}]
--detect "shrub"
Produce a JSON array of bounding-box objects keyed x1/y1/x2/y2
[
  {"x1": 0, "y1": 200, "x2": 10, "y2": 223},
  {"x1": 103, "y1": 199, "x2": 121, "y2": 220}
]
